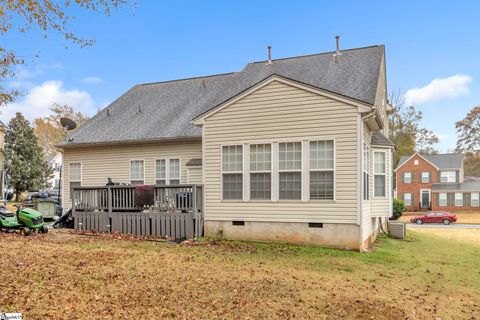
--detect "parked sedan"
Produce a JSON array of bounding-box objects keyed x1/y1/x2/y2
[{"x1": 410, "y1": 211, "x2": 457, "y2": 225}]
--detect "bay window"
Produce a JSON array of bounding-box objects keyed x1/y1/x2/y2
[
  {"x1": 279, "y1": 142, "x2": 302, "y2": 200},
  {"x1": 374, "y1": 151, "x2": 386, "y2": 197},
  {"x1": 250, "y1": 144, "x2": 271, "y2": 200},
  {"x1": 222, "y1": 145, "x2": 243, "y2": 200},
  {"x1": 309, "y1": 140, "x2": 334, "y2": 200}
]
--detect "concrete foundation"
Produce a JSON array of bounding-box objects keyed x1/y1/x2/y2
[{"x1": 204, "y1": 220, "x2": 362, "y2": 250}]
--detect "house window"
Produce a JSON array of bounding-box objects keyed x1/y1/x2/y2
[
  {"x1": 69, "y1": 162, "x2": 81, "y2": 197},
  {"x1": 169, "y1": 159, "x2": 180, "y2": 185},
  {"x1": 403, "y1": 172, "x2": 412, "y2": 184},
  {"x1": 404, "y1": 193, "x2": 412, "y2": 206},
  {"x1": 454, "y1": 192, "x2": 463, "y2": 207},
  {"x1": 363, "y1": 142, "x2": 369, "y2": 200},
  {"x1": 414, "y1": 159, "x2": 419, "y2": 165},
  {"x1": 222, "y1": 145, "x2": 243, "y2": 200},
  {"x1": 130, "y1": 160, "x2": 144, "y2": 185},
  {"x1": 250, "y1": 144, "x2": 271, "y2": 200},
  {"x1": 309, "y1": 140, "x2": 334, "y2": 200},
  {"x1": 421, "y1": 172, "x2": 430, "y2": 183},
  {"x1": 155, "y1": 159, "x2": 166, "y2": 185},
  {"x1": 374, "y1": 151, "x2": 386, "y2": 197},
  {"x1": 279, "y1": 142, "x2": 302, "y2": 200},
  {"x1": 471, "y1": 193, "x2": 480, "y2": 207},
  {"x1": 439, "y1": 193, "x2": 447, "y2": 206},
  {"x1": 441, "y1": 171, "x2": 456, "y2": 183}
]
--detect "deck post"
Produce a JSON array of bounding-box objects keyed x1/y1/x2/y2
[
  {"x1": 107, "y1": 186, "x2": 113, "y2": 217},
  {"x1": 192, "y1": 185, "x2": 198, "y2": 240}
]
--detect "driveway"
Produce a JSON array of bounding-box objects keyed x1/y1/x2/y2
[{"x1": 407, "y1": 223, "x2": 480, "y2": 229}]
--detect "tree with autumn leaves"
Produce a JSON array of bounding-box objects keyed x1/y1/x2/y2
[{"x1": 456, "y1": 106, "x2": 480, "y2": 176}]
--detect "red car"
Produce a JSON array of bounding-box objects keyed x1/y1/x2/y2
[{"x1": 410, "y1": 211, "x2": 457, "y2": 225}]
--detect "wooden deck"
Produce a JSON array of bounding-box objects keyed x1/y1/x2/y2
[{"x1": 71, "y1": 185, "x2": 203, "y2": 240}]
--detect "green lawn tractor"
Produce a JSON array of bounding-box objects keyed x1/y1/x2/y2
[{"x1": 0, "y1": 204, "x2": 48, "y2": 235}]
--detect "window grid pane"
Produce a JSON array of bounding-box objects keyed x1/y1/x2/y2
[
  {"x1": 404, "y1": 193, "x2": 412, "y2": 206},
  {"x1": 279, "y1": 172, "x2": 301, "y2": 200},
  {"x1": 223, "y1": 173, "x2": 243, "y2": 200},
  {"x1": 310, "y1": 140, "x2": 334, "y2": 170},
  {"x1": 374, "y1": 175, "x2": 386, "y2": 197},
  {"x1": 279, "y1": 142, "x2": 301, "y2": 171},
  {"x1": 250, "y1": 173, "x2": 271, "y2": 200},
  {"x1": 130, "y1": 160, "x2": 144, "y2": 181},
  {"x1": 250, "y1": 144, "x2": 271, "y2": 172},
  {"x1": 169, "y1": 159, "x2": 180, "y2": 180},
  {"x1": 374, "y1": 152, "x2": 385, "y2": 174},
  {"x1": 310, "y1": 171, "x2": 334, "y2": 200},
  {"x1": 439, "y1": 193, "x2": 447, "y2": 206},
  {"x1": 156, "y1": 159, "x2": 166, "y2": 180},
  {"x1": 222, "y1": 145, "x2": 243, "y2": 172},
  {"x1": 70, "y1": 163, "x2": 81, "y2": 181}
]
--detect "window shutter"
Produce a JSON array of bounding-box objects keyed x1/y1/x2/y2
[
  {"x1": 470, "y1": 193, "x2": 473, "y2": 207},
  {"x1": 436, "y1": 193, "x2": 439, "y2": 206},
  {"x1": 429, "y1": 172, "x2": 432, "y2": 183},
  {"x1": 447, "y1": 193, "x2": 450, "y2": 206},
  {"x1": 412, "y1": 193, "x2": 414, "y2": 207},
  {"x1": 456, "y1": 171, "x2": 460, "y2": 183},
  {"x1": 402, "y1": 173, "x2": 405, "y2": 183},
  {"x1": 464, "y1": 193, "x2": 467, "y2": 206}
]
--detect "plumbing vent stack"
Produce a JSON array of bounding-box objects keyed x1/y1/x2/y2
[
  {"x1": 266, "y1": 45, "x2": 272, "y2": 65},
  {"x1": 333, "y1": 35, "x2": 342, "y2": 62}
]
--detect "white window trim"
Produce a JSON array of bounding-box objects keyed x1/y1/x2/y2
[
  {"x1": 278, "y1": 141, "x2": 303, "y2": 201},
  {"x1": 373, "y1": 151, "x2": 387, "y2": 198},
  {"x1": 454, "y1": 192, "x2": 463, "y2": 207},
  {"x1": 421, "y1": 171, "x2": 430, "y2": 183},
  {"x1": 249, "y1": 143, "x2": 272, "y2": 201},
  {"x1": 439, "y1": 192, "x2": 447, "y2": 206},
  {"x1": 404, "y1": 172, "x2": 412, "y2": 184},
  {"x1": 220, "y1": 137, "x2": 336, "y2": 202},
  {"x1": 440, "y1": 171, "x2": 456, "y2": 183},
  {"x1": 471, "y1": 192, "x2": 480, "y2": 207},
  {"x1": 155, "y1": 158, "x2": 182, "y2": 185},
  {"x1": 308, "y1": 139, "x2": 335, "y2": 201},
  {"x1": 69, "y1": 162, "x2": 82, "y2": 183},
  {"x1": 129, "y1": 159, "x2": 145, "y2": 184},
  {"x1": 221, "y1": 145, "x2": 244, "y2": 201},
  {"x1": 404, "y1": 193, "x2": 412, "y2": 206}
]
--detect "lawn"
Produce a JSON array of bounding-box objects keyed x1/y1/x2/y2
[{"x1": 0, "y1": 230, "x2": 479, "y2": 319}]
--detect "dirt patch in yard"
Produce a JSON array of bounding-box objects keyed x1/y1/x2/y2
[{"x1": 0, "y1": 230, "x2": 479, "y2": 319}]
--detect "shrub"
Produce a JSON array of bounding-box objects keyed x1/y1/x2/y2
[{"x1": 391, "y1": 198, "x2": 406, "y2": 220}]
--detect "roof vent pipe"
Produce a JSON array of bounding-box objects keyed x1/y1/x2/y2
[
  {"x1": 334, "y1": 35, "x2": 342, "y2": 62},
  {"x1": 106, "y1": 108, "x2": 111, "y2": 116},
  {"x1": 266, "y1": 45, "x2": 272, "y2": 65}
]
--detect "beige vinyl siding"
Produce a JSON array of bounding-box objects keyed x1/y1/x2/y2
[
  {"x1": 62, "y1": 140, "x2": 201, "y2": 209},
  {"x1": 203, "y1": 80, "x2": 359, "y2": 224},
  {"x1": 361, "y1": 124, "x2": 373, "y2": 241},
  {"x1": 187, "y1": 166, "x2": 203, "y2": 184}
]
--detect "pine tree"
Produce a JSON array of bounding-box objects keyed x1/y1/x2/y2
[{"x1": 3, "y1": 113, "x2": 53, "y2": 200}]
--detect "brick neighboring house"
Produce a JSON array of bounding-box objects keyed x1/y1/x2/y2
[{"x1": 395, "y1": 153, "x2": 480, "y2": 212}]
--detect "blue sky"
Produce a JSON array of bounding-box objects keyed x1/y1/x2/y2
[{"x1": 2, "y1": 0, "x2": 479, "y2": 152}]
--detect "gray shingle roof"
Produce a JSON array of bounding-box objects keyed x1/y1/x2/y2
[
  {"x1": 371, "y1": 131, "x2": 395, "y2": 147},
  {"x1": 431, "y1": 181, "x2": 480, "y2": 192},
  {"x1": 186, "y1": 158, "x2": 202, "y2": 166},
  {"x1": 60, "y1": 45, "x2": 384, "y2": 147},
  {"x1": 398, "y1": 153, "x2": 464, "y2": 169}
]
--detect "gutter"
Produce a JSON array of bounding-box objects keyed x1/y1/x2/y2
[{"x1": 57, "y1": 135, "x2": 202, "y2": 149}]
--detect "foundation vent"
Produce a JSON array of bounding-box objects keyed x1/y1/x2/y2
[
  {"x1": 308, "y1": 223, "x2": 323, "y2": 228},
  {"x1": 232, "y1": 221, "x2": 245, "y2": 226}
]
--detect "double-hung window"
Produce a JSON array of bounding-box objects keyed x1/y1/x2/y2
[
  {"x1": 438, "y1": 193, "x2": 447, "y2": 206},
  {"x1": 374, "y1": 152, "x2": 386, "y2": 197},
  {"x1": 403, "y1": 172, "x2": 412, "y2": 184},
  {"x1": 279, "y1": 142, "x2": 302, "y2": 200},
  {"x1": 169, "y1": 159, "x2": 180, "y2": 184},
  {"x1": 156, "y1": 159, "x2": 166, "y2": 185},
  {"x1": 130, "y1": 160, "x2": 144, "y2": 185},
  {"x1": 250, "y1": 144, "x2": 271, "y2": 200},
  {"x1": 441, "y1": 171, "x2": 456, "y2": 183},
  {"x1": 421, "y1": 172, "x2": 430, "y2": 183},
  {"x1": 403, "y1": 193, "x2": 412, "y2": 206},
  {"x1": 69, "y1": 162, "x2": 82, "y2": 197},
  {"x1": 156, "y1": 158, "x2": 181, "y2": 185},
  {"x1": 454, "y1": 192, "x2": 463, "y2": 206},
  {"x1": 309, "y1": 140, "x2": 334, "y2": 200},
  {"x1": 471, "y1": 193, "x2": 480, "y2": 207},
  {"x1": 222, "y1": 145, "x2": 243, "y2": 200},
  {"x1": 363, "y1": 143, "x2": 369, "y2": 200}
]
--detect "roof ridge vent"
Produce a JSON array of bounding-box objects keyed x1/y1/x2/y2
[
  {"x1": 266, "y1": 45, "x2": 272, "y2": 65},
  {"x1": 333, "y1": 35, "x2": 342, "y2": 62}
]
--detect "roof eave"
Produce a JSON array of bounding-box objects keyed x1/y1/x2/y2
[{"x1": 57, "y1": 135, "x2": 202, "y2": 149}]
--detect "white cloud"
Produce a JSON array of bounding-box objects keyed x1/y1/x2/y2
[
  {"x1": 0, "y1": 80, "x2": 96, "y2": 123},
  {"x1": 82, "y1": 76, "x2": 102, "y2": 84},
  {"x1": 404, "y1": 74, "x2": 472, "y2": 105}
]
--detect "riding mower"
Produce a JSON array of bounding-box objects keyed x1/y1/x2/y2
[{"x1": 0, "y1": 204, "x2": 48, "y2": 235}]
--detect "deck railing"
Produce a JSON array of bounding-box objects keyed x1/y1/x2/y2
[{"x1": 71, "y1": 184, "x2": 204, "y2": 239}]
